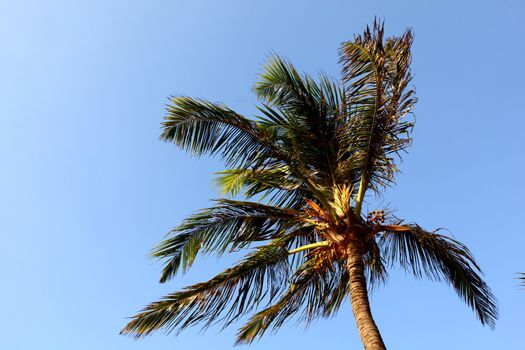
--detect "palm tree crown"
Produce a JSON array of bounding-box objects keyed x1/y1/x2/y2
[{"x1": 121, "y1": 21, "x2": 497, "y2": 349}]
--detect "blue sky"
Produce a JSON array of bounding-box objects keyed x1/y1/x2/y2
[{"x1": 1, "y1": 0, "x2": 524, "y2": 349}]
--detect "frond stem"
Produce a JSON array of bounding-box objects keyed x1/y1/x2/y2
[
  {"x1": 288, "y1": 241, "x2": 329, "y2": 255},
  {"x1": 354, "y1": 174, "x2": 368, "y2": 218},
  {"x1": 379, "y1": 224, "x2": 410, "y2": 232}
]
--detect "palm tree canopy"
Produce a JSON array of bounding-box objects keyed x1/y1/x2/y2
[{"x1": 121, "y1": 20, "x2": 497, "y2": 344}]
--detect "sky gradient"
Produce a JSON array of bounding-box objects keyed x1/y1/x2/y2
[{"x1": 1, "y1": 1, "x2": 524, "y2": 349}]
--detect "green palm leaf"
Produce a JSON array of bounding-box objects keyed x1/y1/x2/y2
[{"x1": 214, "y1": 165, "x2": 313, "y2": 208}]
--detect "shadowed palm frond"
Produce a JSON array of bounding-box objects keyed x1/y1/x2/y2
[
  {"x1": 161, "y1": 97, "x2": 279, "y2": 168},
  {"x1": 253, "y1": 55, "x2": 349, "y2": 189},
  {"x1": 153, "y1": 199, "x2": 301, "y2": 283},
  {"x1": 339, "y1": 19, "x2": 416, "y2": 208},
  {"x1": 363, "y1": 239, "x2": 389, "y2": 289},
  {"x1": 254, "y1": 54, "x2": 323, "y2": 123},
  {"x1": 162, "y1": 95, "x2": 336, "y2": 210},
  {"x1": 122, "y1": 240, "x2": 293, "y2": 338},
  {"x1": 380, "y1": 225, "x2": 498, "y2": 328},
  {"x1": 235, "y1": 257, "x2": 348, "y2": 344}
]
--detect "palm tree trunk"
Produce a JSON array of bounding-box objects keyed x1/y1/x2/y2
[{"x1": 346, "y1": 245, "x2": 387, "y2": 350}]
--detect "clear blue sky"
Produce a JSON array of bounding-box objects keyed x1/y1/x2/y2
[{"x1": 1, "y1": 0, "x2": 524, "y2": 349}]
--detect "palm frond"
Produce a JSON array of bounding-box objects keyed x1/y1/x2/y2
[
  {"x1": 363, "y1": 239, "x2": 389, "y2": 289},
  {"x1": 153, "y1": 199, "x2": 300, "y2": 283},
  {"x1": 215, "y1": 167, "x2": 309, "y2": 208},
  {"x1": 253, "y1": 55, "x2": 345, "y2": 189},
  {"x1": 518, "y1": 273, "x2": 525, "y2": 288},
  {"x1": 122, "y1": 240, "x2": 292, "y2": 338},
  {"x1": 235, "y1": 257, "x2": 348, "y2": 344},
  {"x1": 380, "y1": 224, "x2": 498, "y2": 328},
  {"x1": 162, "y1": 95, "x2": 336, "y2": 211},
  {"x1": 214, "y1": 167, "x2": 301, "y2": 197},
  {"x1": 339, "y1": 19, "x2": 416, "y2": 205},
  {"x1": 161, "y1": 97, "x2": 277, "y2": 168},
  {"x1": 254, "y1": 54, "x2": 323, "y2": 124}
]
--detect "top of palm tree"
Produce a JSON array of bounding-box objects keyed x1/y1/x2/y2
[{"x1": 121, "y1": 20, "x2": 497, "y2": 345}]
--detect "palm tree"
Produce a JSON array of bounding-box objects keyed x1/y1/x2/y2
[{"x1": 121, "y1": 21, "x2": 497, "y2": 350}]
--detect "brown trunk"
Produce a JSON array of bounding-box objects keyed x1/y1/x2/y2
[{"x1": 346, "y1": 245, "x2": 387, "y2": 350}]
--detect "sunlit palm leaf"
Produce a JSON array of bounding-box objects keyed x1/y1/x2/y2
[
  {"x1": 216, "y1": 167, "x2": 309, "y2": 208},
  {"x1": 214, "y1": 167, "x2": 302, "y2": 197}
]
